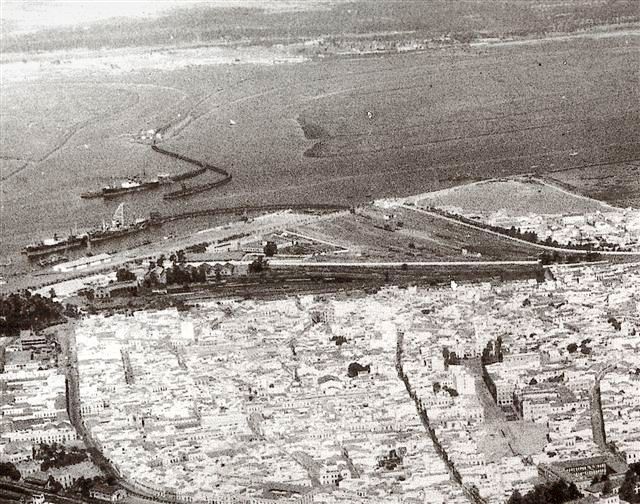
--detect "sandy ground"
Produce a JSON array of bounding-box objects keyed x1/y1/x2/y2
[{"x1": 404, "y1": 178, "x2": 615, "y2": 216}]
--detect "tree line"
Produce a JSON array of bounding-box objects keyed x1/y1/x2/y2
[{"x1": 0, "y1": 291, "x2": 66, "y2": 335}]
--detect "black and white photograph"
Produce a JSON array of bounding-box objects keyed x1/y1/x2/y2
[{"x1": 0, "y1": 1, "x2": 639, "y2": 503}]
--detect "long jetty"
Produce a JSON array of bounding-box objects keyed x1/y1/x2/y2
[
  {"x1": 151, "y1": 144, "x2": 233, "y2": 199},
  {"x1": 159, "y1": 203, "x2": 350, "y2": 224}
]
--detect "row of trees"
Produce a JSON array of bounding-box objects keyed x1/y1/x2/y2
[
  {"x1": 539, "y1": 251, "x2": 602, "y2": 265},
  {"x1": 424, "y1": 205, "x2": 626, "y2": 257},
  {"x1": 0, "y1": 291, "x2": 65, "y2": 335},
  {"x1": 507, "y1": 480, "x2": 581, "y2": 504},
  {"x1": 166, "y1": 264, "x2": 210, "y2": 285},
  {"x1": 34, "y1": 442, "x2": 88, "y2": 471},
  {"x1": 71, "y1": 475, "x2": 117, "y2": 498}
]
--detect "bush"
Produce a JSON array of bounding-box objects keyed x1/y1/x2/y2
[
  {"x1": 443, "y1": 386, "x2": 459, "y2": 397},
  {"x1": 248, "y1": 257, "x2": 267, "y2": 274},
  {"x1": 347, "y1": 362, "x2": 370, "y2": 378},
  {"x1": 0, "y1": 462, "x2": 20, "y2": 481},
  {"x1": 116, "y1": 268, "x2": 137, "y2": 282},
  {"x1": 263, "y1": 241, "x2": 278, "y2": 257}
]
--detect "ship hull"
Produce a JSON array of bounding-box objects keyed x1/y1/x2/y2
[
  {"x1": 88, "y1": 222, "x2": 151, "y2": 243},
  {"x1": 22, "y1": 239, "x2": 86, "y2": 258},
  {"x1": 80, "y1": 181, "x2": 160, "y2": 199},
  {"x1": 80, "y1": 191, "x2": 103, "y2": 199},
  {"x1": 102, "y1": 182, "x2": 160, "y2": 199}
]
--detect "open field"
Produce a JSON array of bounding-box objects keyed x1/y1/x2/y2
[
  {"x1": 395, "y1": 207, "x2": 550, "y2": 260},
  {"x1": 296, "y1": 213, "x2": 461, "y2": 260},
  {"x1": 412, "y1": 178, "x2": 614, "y2": 215},
  {"x1": 1, "y1": 27, "x2": 638, "y2": 270},
  {"x1": 295, "y1": 207, "x2": 548, "y2": 261}
]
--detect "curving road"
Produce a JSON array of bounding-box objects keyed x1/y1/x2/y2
[{"x1": 402, "y1": 205, "x2": 640, "y2": 258}]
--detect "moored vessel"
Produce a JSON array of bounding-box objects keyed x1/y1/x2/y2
[
  {"x1": 23, "y1": 205, "x2": 162, "y2": 259},
  {"x1": 86, "y1": 203, "x2": 162, "y2": 243},
  {"x1": 80, "y1": 175, "x2": 169, "y2": 199},
  {"x1": 22, "y1": 233, "x2": 87, "y2": 258}
]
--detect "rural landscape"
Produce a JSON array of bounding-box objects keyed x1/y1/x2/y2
[{"x1": 0, "y1": 1, "x2": 639, "y2": 504}]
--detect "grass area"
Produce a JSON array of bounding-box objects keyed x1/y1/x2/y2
[
  {"x1": 395, "y1": 207, "x2": 544, "y2": 260},
  {"x1": 414, "y1": 178, "x2": 612, "y2": 216},
  {"x1": 295, "y1": 207, "x2": 544, "y2": 261},
  {"x1": 296, "y1": 212, "x2": 460, "y2": 260}
]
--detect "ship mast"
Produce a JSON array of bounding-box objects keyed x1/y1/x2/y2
[{"x1": 112, "y1": 203, "x2": 125, "y2": 229}]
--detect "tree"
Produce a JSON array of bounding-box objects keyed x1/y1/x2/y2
[
  {"x1": 47, "y1": 475, "x2": 63, "y2": 493},
  {"x1": 507, "y1": 489, "x2": 523, "y2": 504},
  {"x1": 347, "y1": 362, "x2": 370, "y2": 378},
  {"x1": 248, "y1": 256, "x2": 266, "y2": 274},
  {"x1": 620, "y1": 464, "x2": 640, "y2": 503},
  {"x1": 433, "y1": 382, "x2": 441, "y2": 394},
  {"x1": 482, "y1": 340, "x2": 497, "y2": 364},
  {"x1": 495, "y1": 336, "x2": 503, "y2": 362},
  {"x1": 116, "y1": 268, "x2": 136, "y2": 282},
  {"x1": 444, "y1": 386, "x2": 459, "y2": 397},
  {"x1": 608, "y1": 317, "x2": 622, "y2": 331},
  {"x1": 567, "y1": 343, "x2": 578, "y2": 353},
  {"x1": 263, "y1": 241, "x2": 278, "y2": 257},
  {"x1": 0, "y1": 462, "x2": 20, "y2": 481},
  {"x1": 0, "y1": 292, "x2": 65, "y2": 336}
]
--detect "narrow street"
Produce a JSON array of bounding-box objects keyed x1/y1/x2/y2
[{"x1": 395, "y1": 330, "x2": 482, "y2": 504}]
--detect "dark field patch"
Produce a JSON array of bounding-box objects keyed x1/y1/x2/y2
[
  {"x1": 297, "y1": 115, "x2": 329, "y2": 141},
  {"x1": 546, "y1": 162, "x2": 640, "y2": 208}
]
